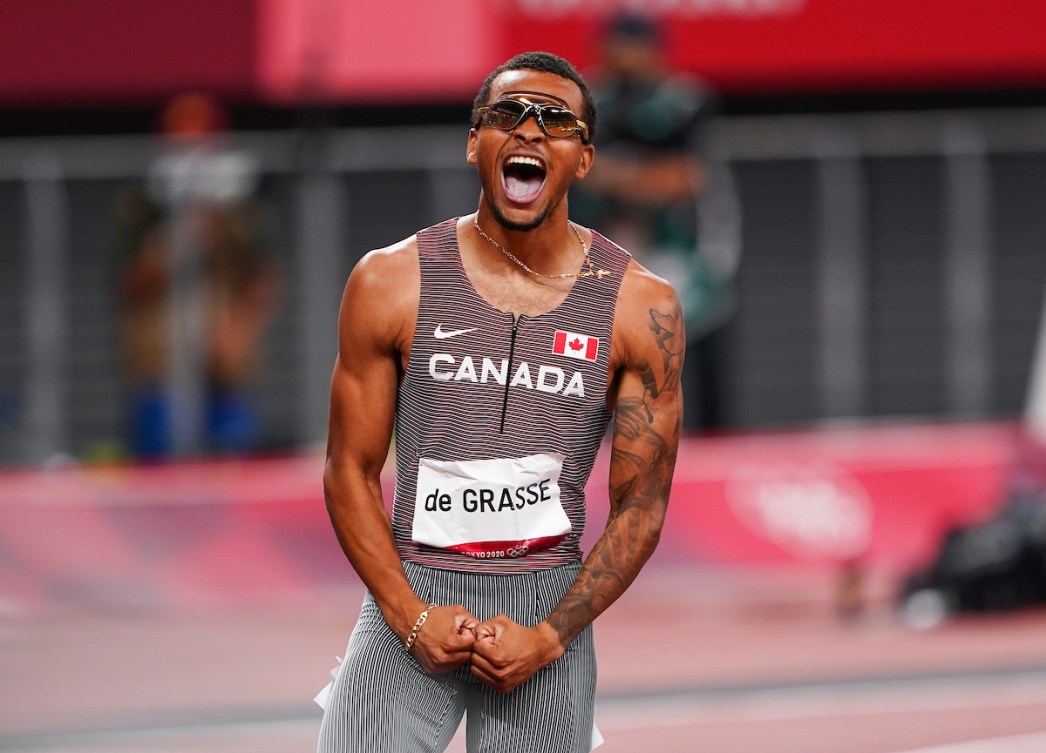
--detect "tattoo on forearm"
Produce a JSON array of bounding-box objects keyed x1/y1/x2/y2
[{"x1": 547, "y1": 301, "x2": 684, "y2": 647}]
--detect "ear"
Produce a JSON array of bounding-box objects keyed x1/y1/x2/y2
[
  {"x1": 466, "y1": 129, "x2": 479, "y2": 164},
  {"x1": 574, "y1": 143, "x2": 595, "y2": 180}
]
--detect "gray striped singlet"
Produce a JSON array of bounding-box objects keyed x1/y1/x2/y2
[{"x1": 393, "y1": 217, "x2": 632, "y2": 573}]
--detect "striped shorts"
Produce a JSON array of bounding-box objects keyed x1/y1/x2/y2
[{"x1": 317, "y1": 559, "x2": 597, "y2": 753}]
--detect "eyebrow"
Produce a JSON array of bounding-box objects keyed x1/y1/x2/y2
[{"x1": 497, "y1": 90, "x2": 572, "y2": 108}]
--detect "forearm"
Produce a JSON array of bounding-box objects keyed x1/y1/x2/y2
[
  {"x1": 544, "y1": 501, "x2": 665, "y2": 648},
  {"x1": 323, "y1": 462, "x2": 425, "y2": 641}
]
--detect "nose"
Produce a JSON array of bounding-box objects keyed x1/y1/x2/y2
[{"x1": 512, "y1": 110, "x2": 545, "y2": 143}]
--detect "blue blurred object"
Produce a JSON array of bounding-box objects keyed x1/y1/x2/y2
[
  {"x1": 130, "y1": 386, "x2": 261, "y2": 459},
  {"x1": 0, "y1": 392, "x2": 14, "y2": 426}
]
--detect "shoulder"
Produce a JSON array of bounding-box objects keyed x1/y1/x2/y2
[
  {"x1": 340, "y1": 234, "x2": 420, "y2": 350},
  {"x1": 617, "y1": 259, "x2": 682, "y2": 327},
  {"x1": 612, "y1": 259, "x2": 684, "y2": 366},
  {"x1": 348, "y1": 234, "x2": 420, "y2": 293}
]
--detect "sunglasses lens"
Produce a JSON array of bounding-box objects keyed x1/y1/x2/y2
[
  {"x1": 484, "y1": 101, "x2": 527, "y2": 130},
  {"x1": 538, "y1": 107, "x2": 579, "y2": 137}
]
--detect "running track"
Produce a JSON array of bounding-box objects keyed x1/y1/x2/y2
[
  {"x1": 2, "y1": 427, "x2": 1045, "y2": 752},
  {"x1": 3, "y1": 568, "x2": 1046, "y2": 753}
]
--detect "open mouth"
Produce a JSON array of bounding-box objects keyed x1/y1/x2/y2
[{"x1": 502, "y1": 155, "x2": 547, "y2": 204}]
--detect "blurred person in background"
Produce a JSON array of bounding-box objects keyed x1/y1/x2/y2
[
  {"x1": 116, "y1": 93, "x2": 282, "y2": 459},
  {"x1": 316, "y1": 51, "x2": 682, "y2": 752},
  {"x1": 573, "y1": 12, "x2": 740, "y2": 432}
]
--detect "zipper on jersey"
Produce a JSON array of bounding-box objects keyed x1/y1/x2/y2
[{"x1": 499, "y1": 315, "x2": 521, "y2": 433}]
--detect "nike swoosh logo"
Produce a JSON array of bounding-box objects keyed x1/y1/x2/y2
[{"x1": 434, "y1": 324, "x2": 478, "y2": 340}]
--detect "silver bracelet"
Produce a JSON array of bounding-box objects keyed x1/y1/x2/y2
[{"x1": 404, "y1": 603, "x2": 438, "y2": 652}]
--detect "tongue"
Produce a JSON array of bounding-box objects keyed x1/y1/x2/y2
[{"x1": 505, "y1": 174, "x2": 543, "y2": 203}]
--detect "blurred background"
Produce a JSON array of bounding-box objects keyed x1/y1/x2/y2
[{"x1": 2, "y1": 1, "x2": 1046, "y2": 752}]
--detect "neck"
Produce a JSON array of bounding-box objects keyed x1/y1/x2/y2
[
  {"x1": 467, "y1": 208, "x2": 607, "y2": 284},
  {"x1": 475, "y1": 200, "x2": 576, "y2": 270}
]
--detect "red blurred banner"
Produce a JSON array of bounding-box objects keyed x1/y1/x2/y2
[
  {"x1": 647, "y1": 423, "x2": 1013, "y2": 571},
  {"x1": 1, "y1": 0, "x2": 1044, "y2": 106},
  {"x1": 256, "y1": 0, "x2": 499, "y2": 102},
  {"x1": 496, "y1": 0, "x2": 1046, "y2": 93},
  {"x1": 0, "y1": 0, "x2": 257, "y2": 104},
  {"x1": 259, "y1": 0, "x2": 1046, "y2": 101},
  {"x1": 0, "y1": 423, "x2": 1016, "y2": 611}
]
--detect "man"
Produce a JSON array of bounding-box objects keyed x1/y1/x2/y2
[{"x1": 317, "y1": 51, "x2": 682, "y2": 753}]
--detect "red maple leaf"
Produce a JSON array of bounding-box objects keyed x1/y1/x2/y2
[{"x1": 569, "y1": 338, "x2": 584, "y2": 351}]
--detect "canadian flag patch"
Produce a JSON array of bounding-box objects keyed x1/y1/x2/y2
[{"x1": 552, "y1": 330, "x2": 599, "y2": 362}]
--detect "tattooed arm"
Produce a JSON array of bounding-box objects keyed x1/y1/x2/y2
[
  {"x1": 469, "y1": 263, "x2": 684, "y2": 693},
  {"x1": 547, "y1": 265, "x2": 684, "y2": 643}
]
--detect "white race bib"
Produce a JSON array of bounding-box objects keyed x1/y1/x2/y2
[{"x1": 412, "y1": 453, "x2": 571, "y2": 559}]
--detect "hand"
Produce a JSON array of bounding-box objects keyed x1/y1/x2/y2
[
  {"x1": 469, "y1": 616, "x2": 564, "y2": 693},
  {"x1": 408, "y1": 604, "x2": 479, "y2": 674}
]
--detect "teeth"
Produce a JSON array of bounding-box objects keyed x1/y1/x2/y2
[{"x1": 506, "y1": 156, "x2": 544, "y2": 169}]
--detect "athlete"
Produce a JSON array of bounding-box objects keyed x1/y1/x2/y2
[{"x1": 317, "y1": 52, "x2": 683, "y2": 753}]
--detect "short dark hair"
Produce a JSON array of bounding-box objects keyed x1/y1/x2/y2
[{"x1": 472, "y1": 51, "x2": 597, "y2": 144}]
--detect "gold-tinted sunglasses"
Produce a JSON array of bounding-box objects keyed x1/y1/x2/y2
[{"x1": 475, "y1": 99, "x2": 589, "y2": 144}]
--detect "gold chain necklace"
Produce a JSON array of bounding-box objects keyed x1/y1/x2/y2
[{"x1": 473, "y1": 217, "x2": 608, "y2": 280}]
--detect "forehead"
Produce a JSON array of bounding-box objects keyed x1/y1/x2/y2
[{"x1": 488, "y1": 69, "x2": 585, "y2": 113}]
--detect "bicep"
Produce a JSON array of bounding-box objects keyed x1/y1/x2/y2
[
  {"x1": 326, "y1": 264, "x2": 406, "y2": 480},
  {"x1": 608, "y1": 292, "x2": 685, "y2": 516},
  {"x1": 327, "y1": 353, "x2": 398, "y2": 479}
]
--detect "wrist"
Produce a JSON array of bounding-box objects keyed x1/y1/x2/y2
[
  {"x1": 404, "y1": 603, "x2": 438, "y2": 652},
  {"x1": 536, "y1": 620, "x2": 566, "y2": 662},
  {"x1": 380, "y1": 595, "x2": 429, "y2": 643}
]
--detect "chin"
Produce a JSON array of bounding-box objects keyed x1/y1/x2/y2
[{"x1": 488, "y1": 196, "x2": 552, "y2": 232}]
